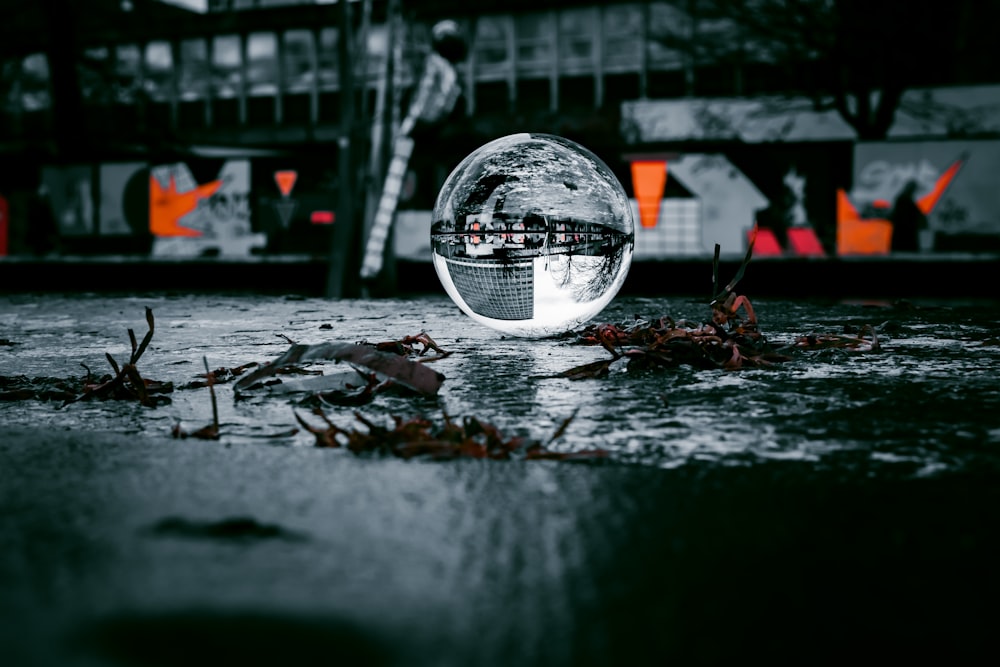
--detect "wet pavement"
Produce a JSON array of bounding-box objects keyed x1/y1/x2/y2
[{"x1": 1, "y1": 292, "x2": 998, "y2": 665}]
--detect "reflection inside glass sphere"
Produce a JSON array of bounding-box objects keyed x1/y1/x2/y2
[{"x1": 431, "y1": 133, "x2": 634, "y2": 337}]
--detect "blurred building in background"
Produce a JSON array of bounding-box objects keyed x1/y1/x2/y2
[{"x1": 2, "y1": 0, "x2": 1000, "y2": 266}]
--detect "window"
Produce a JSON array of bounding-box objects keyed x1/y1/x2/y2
[
  {"x1": 474, "y1": 16, "x2": 511, "y2": 80},
  {"x1": 212, "y1": 35, "x2": 242, "y2": 98},
  {"x1": 283, "y1": 29, "x2": 315, "y2": 94},
  {"x1": 647, "y1": 2, "x2": 688, "y2": 71},
  {"x1": 80, "y1": 46, "x2": 112, "y2": 105},
  {"x1": 559, "y1": 8, "x2": 597, "y2": 76},
  {"x1": 603, "y1": 4, "x2": 643, "y2": 73},
  {"x1": 19, "y1": 54, "x2": 52, "y2": 112},
  {"x1": 695, "y1": 17, "x2": 743, "y2": 64},
  {"x1": 516, "y1": 13, "x2": 554, "y2": 76},
  {"x1": 113, "y1": 45, "x2": 142, "y2": 105},
  {"x1": 361, "y1": 23, "x2": 388, "y2": 83},
  {"x1": 246, "y1": 32, "x2": 278, "y2": 96},
  {"x1": 283, "y1": 29, "x2": 315, "y2": 124},
  {"x1": 178, "y1": 38, "x2": 210, "y2": 101},
  {"x1": 144, "y1": 41, "x2": 174, "y2": 102},
  {"x1": 317, "y1": 27, "x2": 339, "y2": 90}
]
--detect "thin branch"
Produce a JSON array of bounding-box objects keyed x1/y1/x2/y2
[{"x1": 204, "y1": 357, "x2": 219, "y2": 436}]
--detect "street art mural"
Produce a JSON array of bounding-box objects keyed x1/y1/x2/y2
[
  {"x1": 840, "y1": 140, "x2": 999, "y2": 254},
  {"x1": 4, "y1": 157, "x2": 340, "y2": 258},
  {"x1": 12, "y1": 140, "x2": 997, "y2": 262},
  {"x1": 149, "y1": 159, "x2": 264, "y2": 257},
  {"x1": 628, "y1": 154, "x2": 768, "y2": 257},
  {"x1": 624, "y1": 153, "x2": 830, "y2": 258}
]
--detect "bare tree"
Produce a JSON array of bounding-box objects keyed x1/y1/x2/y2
[{"x1": 653, "y1": 0, "x2": 965, "y2": 140}]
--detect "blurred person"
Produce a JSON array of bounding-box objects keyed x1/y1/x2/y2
[
  {"x1": 403, "y1": 19, "x2": 468, "y2": 143},
  {"x1": 399, "y1": 18, "x2": 470, "y2": 208},
  {"x1": 889, "y1": 180, "x2": 926, "y2": 253}
]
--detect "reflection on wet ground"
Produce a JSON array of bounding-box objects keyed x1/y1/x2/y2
[
  {"x1": 2, "y1": 292, "x2": 998, "y2": 666},
  {"x1": 2, "y1": 293, "x2": 998, "y2": 475}
]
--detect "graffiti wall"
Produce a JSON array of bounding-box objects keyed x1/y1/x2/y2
[
  {"x1": 850, "y1": 140, "x2": 1000, "y2": 252},
  {"x1": 5, "y1": 157, "x2": 340, "y2": 258},
  {"x1": 149, "y1": 159, "x2": 264, "y2": 257},
  {"x1": 13, "y1": 141, "x2": 997, "y2": 261}
]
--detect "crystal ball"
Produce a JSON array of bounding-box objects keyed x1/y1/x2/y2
[{"x1": 431, "y1": 133, "x2": 634, "y2": 338}]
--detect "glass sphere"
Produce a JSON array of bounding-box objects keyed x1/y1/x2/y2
[{"x1": 431, "y1": 133, "x2": 634, "y2": 338}]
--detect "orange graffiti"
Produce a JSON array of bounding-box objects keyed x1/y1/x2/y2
[
  {"x1": 631, "y1": 160, "x2": 668, "y2": 229},
  {"x1": 836, "y1": 189, "x2": 892, "y2": 255},
  {"x1": 274, "y1": 170, "x2": 298, "y2": 197},
  {"x1": 836, "y1": 156, "x2": 964, "y2": 255},
  {"x1": 917, "y1": 158, "x2": 963, "y2": 214},
  {"x1": 149, "y1": 175, "x2": 223, "y2": 237}
]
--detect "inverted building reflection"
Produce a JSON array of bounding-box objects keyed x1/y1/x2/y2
[{"x1": 432, "y1": 211, "x2": 632, "y2": 320}]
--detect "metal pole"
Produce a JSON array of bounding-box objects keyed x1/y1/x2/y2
[
  {"x1": 326, "y1": 0, "x2": 356, "y2": 298},
  {"x1": 360, "y1": 0, "x2": 401, "y2": 297}
]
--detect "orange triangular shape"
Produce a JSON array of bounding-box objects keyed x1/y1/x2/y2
[
  {"x1": 836, "y1": 189, "x2": 860, "y2": 222},
  {"x1": 274, "y1": 170, "x2": 298, "y2": 197},
  {"x1": 631, "y1": 160, "x2": 668, "y2": 229},
  {"x1": 917, "y1": 158, "x2": 963, "y2": 214}
]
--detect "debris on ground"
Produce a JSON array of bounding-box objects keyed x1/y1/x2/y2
[
  {"x1": 233, "y1": 332, "x2": 448, "y2": 401},
  {"x1": 293, "y1": 407, "x2": 607, "y2": 461},
  {"x1": 172, "y1": 357, "x2": 221, "y2": 440},
  {"x1": 62, "y1": 307, "x2": 174, "y2": 406},
  {"x1": 554, "y1": 230, "x2": 880, "y2": 379}
]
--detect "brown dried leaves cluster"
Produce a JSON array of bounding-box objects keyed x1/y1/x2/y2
[
  {"x1": 294, "y1": 408, "x2": 605, "y2": 461},
  {"x1": 555, "y1": 232, "x2": 879, "y2": 380}
]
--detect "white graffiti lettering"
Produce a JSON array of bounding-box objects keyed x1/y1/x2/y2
[{"x1": 854, "y1": 159, "x2": 939, "y2": 201}]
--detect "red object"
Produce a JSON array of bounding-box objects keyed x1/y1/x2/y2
[
  {"x1": 310, "y1": 210, "x2": 335, "y2": 225},
  {"x1": 786, "y1": 227, "x2": 827, "y2": 257},
  {"x1": 274, "y1": 170, "x2": 298, "y2": 197},
  {"x1": 0, "y1": 195, "x2": 8, "y2": 256},
  {"x1": 751, "y1": 227, "x2": 783, "y2": 256}
]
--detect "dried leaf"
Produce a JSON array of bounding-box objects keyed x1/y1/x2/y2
[
  {"x1": 234, "y1": 342, "x2": 445, "y2": 397},
  {"x1": 549, "y1": 357, "x2": 620, "y2": 380}
]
